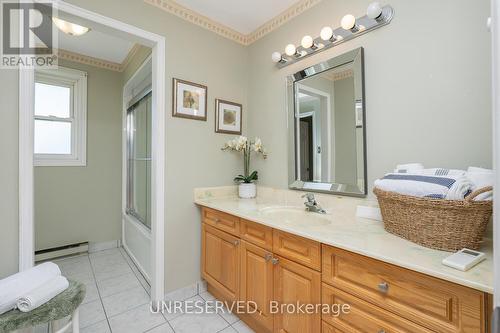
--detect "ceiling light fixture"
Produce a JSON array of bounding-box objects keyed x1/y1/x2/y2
[{"x1": 52, "y1": 17, "x2": 90, "y2": 36}]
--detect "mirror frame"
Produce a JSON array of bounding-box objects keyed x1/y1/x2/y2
[{"x1": 287, "y1": 47, "x2": 367, "y2": 197}]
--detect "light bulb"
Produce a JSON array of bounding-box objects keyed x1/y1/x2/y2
[
  {"x1": 271, "y1": 52, "x2": 282, "y2": 63},
  {"x1": 367, "y1": 2, "x2": 383, "y2": 19},
  {"x1": 301, "y1": 35, "x2": 314, "y2": 49},
  {"x1": 341, "y1": 14, "x2": 356, "y2": 30},
  {"x1": 285, "y1": 44, "x2": 297, "y2": 56},
  {"x1": 320, "y1": 26, "x2": 333, "y2": 41}
]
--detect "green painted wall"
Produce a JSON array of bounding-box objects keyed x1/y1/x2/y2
[
  {"x1": 34, "y1": 59, "x2": 123, "y2": 251},
  {"x1": 247, "y1": 0, "x2": 492, "y2": 192}
]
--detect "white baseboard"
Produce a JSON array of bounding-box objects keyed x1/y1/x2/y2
[
  {"x1": 88, "y1": 240, "x2": 120, "y2": 253},
  {"x1": 35, "y1": 242, "x2": 89, "y2": 262}
]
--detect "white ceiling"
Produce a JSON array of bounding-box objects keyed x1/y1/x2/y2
[
  {"x1": 174, "y1": 0, "x2": 301, "y2": 35},
  {"x1": 57, "y1": 27, "x2": 134, "y2": 63}
]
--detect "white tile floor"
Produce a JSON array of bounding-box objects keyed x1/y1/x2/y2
[{"x1": 34, "y1": 247, "x2": 255, "y2": 333}]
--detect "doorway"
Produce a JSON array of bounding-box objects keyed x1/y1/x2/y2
[{"x1": 18, "y1": 0, "x2": 166, "y2": 303}]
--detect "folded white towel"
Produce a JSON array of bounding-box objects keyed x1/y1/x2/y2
[
  {"x1": 394, "y1": 163, "x2": 424, "y2": 173},
  {"x1": 468, "y1": 166, "x2": 493, "y2": 174},
  {"x1": 418, "y1": 168, "x2": 466, "y2": 177},
  {"x1": 374, "y1": 173, "x2": 472, "y2": 200},
  {"x1": 446, "y1": 176, "x2": 474, "y2": 200},
  {"x1": 467, "y1": 167, "x2": 493, "y2": 200},
  {"x1": 0, "y1": 262, "x2": 61, "y2": 315},
  {"x1": 16, "y1": 276, "x2": 69, "y2": 312}
]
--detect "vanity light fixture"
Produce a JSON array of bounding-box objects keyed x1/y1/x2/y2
[
  {"x1": 367, "y1": 2, "x2": 383, "y2": 20},
  {"x1": 341, "y1": 14, "x2": 360, "y2": 33},
  {"x1": 301, "y1": 35, "x2": 318, "y2": 50},
  {"x1": 271, "y1": 2, "x2": 394, "y2": 68},
  {"x1": 271, "y1": 51, "x2": 286, "y2": 63},
  {"x1": 52, "y1": 17, "x2": 90, "y2": 36},
  {"x1": 320, "y1": 26, "x2": 336, "y2": 42},
  {"x1": 285, "y1": 44, "x2": 300, "y2": 57}
]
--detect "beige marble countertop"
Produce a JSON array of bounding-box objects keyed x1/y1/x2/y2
[{"x1": 194, "y1": 186, "x2": 493, "y2": 294}]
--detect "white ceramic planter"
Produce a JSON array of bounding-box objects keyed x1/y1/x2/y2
[{"x1": 239, "y1": 183, "x2": 256, "y2": 199}]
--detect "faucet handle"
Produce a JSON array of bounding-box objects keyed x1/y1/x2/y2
[{"x1": 302, "y1": 193, "x2": 315, "y2": 202}]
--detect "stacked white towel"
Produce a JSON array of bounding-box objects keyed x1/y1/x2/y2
[
  {"x1": 0, "y1": 262, "x2": 68, "y2": 314},
  {"x1": 16, "y1": 276, "x2": 69, "y2": 312},
  {"x1": 374, "y1": 173, "x2": 472, "y2": 200},
  {"x1": 393, "y1": 163, "x2": 424, "y2": 173},
  {"x1": 375, "y1": 164, "x2": 493, "y2": 200}
]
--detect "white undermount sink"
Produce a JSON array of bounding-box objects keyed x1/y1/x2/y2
[{"x1": 259, "y1": 206, "x2": 332, "y2": 227}]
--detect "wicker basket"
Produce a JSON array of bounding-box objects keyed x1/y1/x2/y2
[{"x1": 373, "y1": 186, "x2": 493, "y2": 251}]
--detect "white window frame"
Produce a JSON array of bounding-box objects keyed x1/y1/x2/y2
[{"x1": 34, "y1": 66, "x2": 87, "y2": 166}]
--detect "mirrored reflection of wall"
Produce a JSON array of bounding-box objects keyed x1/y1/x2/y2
[{"x1": 292, "y1": 48, "x2": 366, "y2": 195}]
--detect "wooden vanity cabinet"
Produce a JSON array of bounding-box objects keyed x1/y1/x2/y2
[
  {"x1": 273, "y1": 255, "x2": 322, "y2": 333},
  {"x1": 200, "y1": 208, "x2": 491, "y2": 333},
  {"x1": 201, "y1": 223, "x2": 240, "y2": 302},
  {"x1": 322, "y1": 245, "x2": 489, "y2": 333},
  {"x1": 240, "y1": 240, "x2": 274, "y2": 332}
]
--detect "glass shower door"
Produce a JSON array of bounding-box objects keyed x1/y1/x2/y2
[{"x1": 126, "y1": 92, "x2": 151, "y2": 229}]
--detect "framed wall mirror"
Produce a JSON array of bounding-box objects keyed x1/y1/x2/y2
[{"x1": 287, "y1": 47, "x2": 367, "y2": 197}]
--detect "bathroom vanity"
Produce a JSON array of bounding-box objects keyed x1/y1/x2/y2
[{"x1": 195, "y1": 187, "x2": 493, "y2": 333}]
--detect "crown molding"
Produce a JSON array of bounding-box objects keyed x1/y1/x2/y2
[
  {"x1": 143, "y1": 0, "x2": 322, "y2": 45},
  {"x1": 120, "y1": 44, "x2": 142, "y2": 70},
  {"x1": 57, "y1": 44, "x2": 141, "y2": 72},
  {"x1": 324, "y1": 68, "x2": 354, "y2": 82},
  {"x1": 144, "y1": 0, "x2": 247, "y2": 44},
  {"x1": 246, "y1": 0, "x2": 322, "y2": 45}
]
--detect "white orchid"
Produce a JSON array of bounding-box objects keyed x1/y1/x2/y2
[
  {"x1": 221, "y1": 136, "x2": 268, "y2": 183},
  {"x1": 223, "y1": 139, "x2": 235, "y2": 149},
  {"x1": 254, "y1": 137, "x2": 262, "y2": 152},
  {"x1": 236, "y1": 136, "x2": 248, "y2": 151}
]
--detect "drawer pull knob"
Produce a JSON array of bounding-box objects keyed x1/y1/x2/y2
[
  {"x1": 214, "y1": 218, "x2": 220, "y2": 223},
  {"x1": 271, "y1": 258, "x2": 280, "y2": 265},
  {"x1": 264, "y1": 253, "x2": 273, "y2": 261},
  {"x1": 378, "y1": 330, "x2": 386, "y2": 333},
  {"x1": 233, "y1": 240, "x2": 240, "y2": 246},
  {"x1": 378, "y1": 282, "x2": 389, "y2": 293}
]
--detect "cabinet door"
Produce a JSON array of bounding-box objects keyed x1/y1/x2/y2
[
  {"x1": 274, "y1": 256, "x2": 321, "y2": 333},
  {"x1": 201, "y1": 223, "x2": 240, "y2": 301},
  {"x1": 240, "y1": 240, "x2": 274, "y2": 333}
]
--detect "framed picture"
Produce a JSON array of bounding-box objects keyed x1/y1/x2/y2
[
  {"x1": 215, "y1": 99, "x2": 242, "y2": 134},
  {"x1": 172, "y1": 78, "x2": 207, "y2": 121},
  {"x1": 355, "y1": 99, "x2": 363, "y2": 128}
]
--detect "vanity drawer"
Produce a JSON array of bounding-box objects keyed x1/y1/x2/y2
[
  {"x1": 240, "y1": 219, "x2": 273, "y2": 251},
  {"x1": 322, "y1": 245, "x2": 486, "y2": 333},
  {"x1": 322, "y1": 283, "x2": 432, "y2": 333},
  {"x1": 322, "y1": 321, "x2": 343, "y2": 333},
  {"x1": 273, "y1": 229, "x2": 321, "y2": 271},
  {"x1": 202, "y1": 207, "x2": 240, "y2": 236}
]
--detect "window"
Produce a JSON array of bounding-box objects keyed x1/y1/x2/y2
[{"x1": 34, "y1": 67, "x2": 87, "y2": 166}]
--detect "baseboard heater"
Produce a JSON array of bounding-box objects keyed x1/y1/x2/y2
[{"x1": 35, "y1": 242, "x2": 89, "y2": 262}]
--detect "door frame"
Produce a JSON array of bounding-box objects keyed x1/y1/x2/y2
[
  {"x1": 493, "y1": 0, "x2": 500, "y2": 309},
  {"x1": 296, "y1": 83, "x2": 333, "y2": 181},
  {"x1": 18, "y1": 0, "x2": 166, "y2": 302}
]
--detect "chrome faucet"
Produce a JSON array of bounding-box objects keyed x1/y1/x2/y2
[{"x1": 302, "y1": 193, "x2": 326, "y2": 214}]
